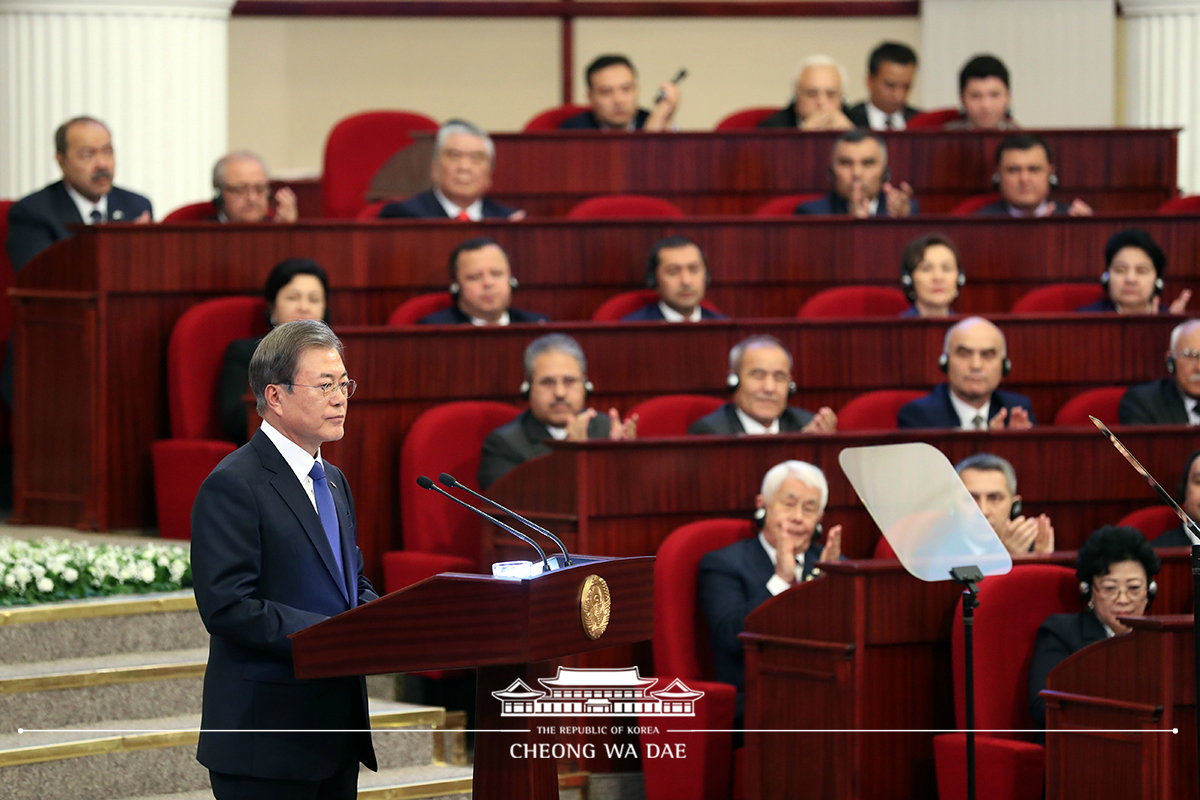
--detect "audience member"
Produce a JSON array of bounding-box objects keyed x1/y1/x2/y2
[
  {"x1": 899, "y1": 233, "x2": 963, "y2": 317},
  {"x1": 622, "y1": 236, "x2": 727, "y2": 321},
  {"x1": 1077, "y1": 229, "x2": 1190, "y2": 314},
  {"x1": 379, "y1": 120, "x2": 523, "y2": 221},
  {"x1": 1150, "y1": 450, "x2": 1200, "y2": 547},
  {"x1": 897, "y1": 316, "x2": 1035, "y2": 429},
  {"x1": 210, "y1": 151, "x2": 298, "y2": 224},
  {"x1": 419, "y1": 238, "x2": 548, "y2": 325},
  {"x1": 956, "y1": 453, "x2": 1055, "y2": 557},
  {"x1": 796, "y1": 130, "x2": 916, "y2": 217},
  {"x1": 974, "y1": 134, "x2": 1093, "y2": 218},
  {"x1": 945, "y1": 55, "x2": 1019, "y2": 130},
  {"x1": 698, "y1": 460, "x2": 843, "y2": 713},
  {"x1": 218, "y1": 259, "x2": 330, "y2": 444},
  {"x1": 1119, "y1": 320, "x2": 1200, "y2": 425},
  {"x1": 478, "y1": 334, "x2": 637, "y2": 489},
  {"x1": 689, "y1": 335, "x2": 837, "y2": 434},
  {"x1": 846, "y1": 42, "x2": 921, "y2": 130},
  {"x1": 559, "y1": 55, "x2": 680, "y2": 132},
  {"x1": 1027, "y1": 526, "x2": 1159, "y2": 733},
  {"x1": 758, "y1": 55, "x2": 854, "y2": 131},
  {"x1": 7, "y1": 116, "x2": 152, "y2": 271}
]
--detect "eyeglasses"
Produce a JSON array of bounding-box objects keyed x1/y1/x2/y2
[
  {"x1": 224, "y1": 183, "x2": 271, "y2": 198},
  {"x1": 1172, "y1": 348, "x2": 1200, "y2": 364},
  {"x1": 1093, "y1": 582, "x2": 1146, "y2": 601},
  {"x1": 286, "y1": 380, "x2": 357, "y2": 399}
]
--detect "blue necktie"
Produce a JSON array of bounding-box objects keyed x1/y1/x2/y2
[
  {"x1": 309, "y1": 460, "x2": 347, "y2": 601},
  {"x1": 89, "y1": 209, "x2": 103, "y2": 224}
]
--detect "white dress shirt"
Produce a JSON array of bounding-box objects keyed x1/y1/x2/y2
[
  {"x1": 259, "y1": 420, "x2": 322, "y2": 512},
  {"x1": 433, "y1": 186, "x2": 483, "y2": 221},
  {"x1": 1185, "y1": 396, "x2": 1200, "y2": 425},
  {"x1": 470, "y1": 311, "x2": 511, "y2": 327},
  {"x1": 658, "y1": 301, "x2": 702, "y2": 322},
  {"x1": 948, "y1": 390, "x2": 991, "y2": 430},
  {"x1": 758, "y1": 532, "x2": 805, "y2": 596},
  {"x1": 64, "y1": 182, "x2": 108, "y2": 224},
  {"x1": 864, "y1": 101, "x2": 907, "y2": 131},
  {"x1": 735, "y1": 406, "x2": 780, "y2": 435}
]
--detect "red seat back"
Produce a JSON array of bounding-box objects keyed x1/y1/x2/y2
[
  {"x1": 1158, "y1": 195, "x2": 1200, "y2": 214},
  {"x1": 907, "y1": 107, "x2": 962, "y2": 129},
  {"x1": 713, "y1": 107, "x2": 778, "y2": 131},
  {"x1": 399, "y1": 401, "x2": 522, "y2": 561},
  {"x1": 628, "y1": 394, "x2": 725, "y2": 437},
  {"x1": 1052, "y1": 386, "x2": 1125, "y2": 425},
  {"x1": 167, "y1": 297, "x2": 269, "y2": 440},
  {"x1": 653, "y1": 518, "x2": 753, "y2": 679},
  {"x1": 356, "y1": 199, "x2": 392, "y2": 220},
  {"x1": 753, "y1": 193, "x2": 824, "y2": 216},
  {"x1": 797, "y1": 285, "x2": 910, "y2": 319},
  {"x1": 591, "y1": 290, "x2": 723, "y2": 322},
  {"x1": 1011, "y1": 283, "x2": 1105, "y2": 314},
  {"x1": 162, "y1": 201, "x2": 219, "y2": 222},
  {"x1": 521, "y1": 103, "x2": 592, "y2": 131},
  {"x1": 321, "y1": 110, "x2": 440, "y2": 219},
  {"x1": 950, "y1": 191, "x2": 1003, "y2": 215},
  {"x1": 837, "y1": 389, "x2": 926, "y2": 432},
  {"x1": 567, "y1": 194, "x2": 685, "y2": 220},
  {"x1": 387, "y1": 293, "x2": 455, "y2": 326},
  {"x1": 1116, "y1": 505, "x2": 1181, "y2": 540}
]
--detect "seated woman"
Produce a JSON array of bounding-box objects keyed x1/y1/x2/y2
[
  {"x1": 1077, "y1": 229, "x2": 1191, "y2": 314},
  {"x1": 1027, "y1": 525, "x2": 1160, "y2": 733},
  {"x1": 216, "y1": 258, "x2": 330, "y2": 443},
  {"x1": 899, "y1": 233, "x2": 964, "y2": 317}
]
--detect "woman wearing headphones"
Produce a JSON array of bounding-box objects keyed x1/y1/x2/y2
[
  {"x1": 1078, "y1": 228, "x2": 1191, "y2": 314},
  {"x1": 898, "y1": 233, "x2": 964, "y2": 317},
  {"x1": 1027, "y1": 525, "x2": 1160, "y2": 732}
]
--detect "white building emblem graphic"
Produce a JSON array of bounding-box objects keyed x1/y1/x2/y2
[{"x1": 492, "y1": 667, "x2": 704, "y2": 717}]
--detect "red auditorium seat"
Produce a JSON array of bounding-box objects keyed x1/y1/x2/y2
[
  {"x1": 521, "y1": 103, "x2": 591, "y2": 131},
  {"x1": 752, "y1": 194, "x2": 824, "y2": 216},
  {"x1": 321, "y1": 110, "x2": 440, "y2": 219},
  {"x1": 1117, "y1": 506, "x2": 1181, "y2": 541},
  {"x1": 874, "y1": 536, "x2": 897, "y2": 559},
  {"x1": 1011, "y1": 283, "x2": 1105, "y2": 314},
  {"x1": 1158, "y1": 195, "x2": 1200, "y2": 214},
  {"x1": 796, "y1": 286, "x2": 910, "y2": 319},
  {"x1": 628, "y1": 394, "x2": 725, "y2": 437},
  {"x1": 933, "y1": 565, "x2": 1081, "y2": 800},
  {"x1": 162, "y1": 201, "x2": 219, "y2": 222},
  {"x1": 591, "y1": 289, "x2": 724, "y2": 322},
  {"x1": 906, "y1": 107, "x2": 962, "y2": 129},
  {"x1": 639, "y1": 518, "x2": 745, "y2": 800},
  {"x1": 387, "y1": 293, "x2": 454, "y2": 325},
  {"x1": 1052, "y1": 386, "x2": 1125, "y2": 426},
  {"x1": 950, "y1": 192, "x2": 1003, "y2": 215},
  {"x1": 151, "y1": 296, "x2": 268, "y2": 539},
  {"x1": 836, "y1": 390, "x2": 925, "y2": 432},
  {"x1": 566, "y1": 194, "x2": 685, "y2": 219},
  {"x1": 355, "y1": 199, "x2": 392, "y2": 220},
  {"x1": 713, "y1": 107, "x2": 778, "y2": 130}
]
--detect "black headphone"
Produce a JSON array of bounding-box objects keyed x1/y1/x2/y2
[
  {"x1": 938, "y1": 351, "x2": 1012, "y2": 376},
  {"x1": 1079, "y1": 579, "x2": 1157, "y2": 601},
  {"x1": 451, "y1": 275, "x2": 518, "y2": 298},
  {"x1": 519, "y1": 376, "x2": 594, "y2": 400},
  {"x1": 1009, "y1": 498, "x2": 1023, "y2": 520},
  {"x1": 901, "y1": 270, "x2": 966, "y2": 302},
  {"x1": 753, "y1": 506, "x2": 822, "y2": 541},
  {"x1": 1100, "y1": 270, "x2": 1163, "y2": 298},
  {"x1": 1166, "y1": 352, "x2": 1177, "y2": 374},
  {"x1": 727, "y1": 371, "x2": 797, "y2": 397}
]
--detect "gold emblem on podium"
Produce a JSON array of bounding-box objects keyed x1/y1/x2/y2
[{"x1": 580, "y1": 574, "x2": 611, "y2": 640}]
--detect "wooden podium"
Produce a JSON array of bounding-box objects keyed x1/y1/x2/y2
[
  {"x1": 290, "y1": 555, "x2": 654, "y2": 800},
  {"x1": 1043, "y1": 614, "x2": 1197, "y2": 800}
]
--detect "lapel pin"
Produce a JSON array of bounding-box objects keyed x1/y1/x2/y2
[{"x1": 112, "y1": 209, "x2": 124, "y2": 220}]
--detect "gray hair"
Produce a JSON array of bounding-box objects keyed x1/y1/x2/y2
[
  {"x1": 760, "y1": 460, "x2": 829, "y2": 512},
  {"x1": 795, "y1": 54, "x2": 849, "y2": 96},
  {"x1": 523, "y1": 333, "x2": 586, "y2": 379},
  {"x1": 435, "y1": 119, "x2": 495, "y2": 164},
  {"x1": 250, "y1": 320, "x2": 343, "y2": 416},
  {"x1": 1169, "y1": 318, "x2": 1200, "y2": 352},
  {"x1": 212, "y1": 150, "x2": 268, "y2": 191},
  {"x1": 955, "y1": 452, "x2": 1017, "y2": 495},
  {"x1": 729, "y1": 335, "x2": 793, "y2": 375},
  {"x1": 942, "y1": 316, "x2": 1007, "y2": 357}
]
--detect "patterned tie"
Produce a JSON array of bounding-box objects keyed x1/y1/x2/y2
[
  {"x1": 455, "y1": 210, "x2": 471, "y2": 221},
  {"x1": 972, "y1": 413, "x2": 985, "y2": 430},
  {"x1": 89, "y1": 209, "x2": 103, "y2": 224},
  {"x1": 308, "y1": 460, "x2": 347, "y2": 601}
]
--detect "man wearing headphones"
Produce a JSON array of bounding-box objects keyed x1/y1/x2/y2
[
  {"x1": 209, "y1": 151, "x2": 298, "y2": 224},
  {"x1": 622, "y1": 236, "x2": 727, "y2": 321},
  {"x1": 974, "y1": 134, "x2": 1093, "y2": 217},
  {"x1": 1076, "y1": 228, "x2": 1191, "y2": 314},
  {"x1": 478, "y1": 333, "x2": 637, "y2": 489},
  {"x1": 897, "y1": 316, "x2": 1035, "y2": 429},
  {"x1": 1118, "y1": 319, "x2": 1200, "y2": 425},
  {"x1": 1151, "y1": 450, "x2": 1200, "y2": 547},
  {"x1": 795, "y1": 130, "x2": 916, "y2": 217},
  {"x1": 758, "y1": 54, "x2": 854, "y2": 131},
  {"x1": 419, "y1": 238, "x2": 548, "y2": 325},
  {"x1": 957, "y1": 453, "x2": 1054, "y2": 557},
  {"x1": 688, "y1": 335, "x2": 837, "y2": 435}
]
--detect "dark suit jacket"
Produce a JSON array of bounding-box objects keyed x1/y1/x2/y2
[
  {"x1": 418, "y1": 305, "x2": 548, "y2": 325},
  {"x1": 559, "y1": 109, "x2": 651, "y2": 130},
  {"x1": 1151, "y1": 525, "x2": 1194, "y2": 547},
  {"x1": 621, "y1": 303, "x2": 727, "y2": 322},
  {"x1": 6, "y1": 180, "x2": 153, "y2": 271},
  {"x1": 796, "y1": 191, "x2": 919, "y2": 216},
  {"x1": 896, "y1": 383, "x2": 1036, "y2": 429},
  {"x1": 217, "y1": 338, "x2": 262, "y2": 445},
  {"x1": 478, "y1": 409, "x2": 612, "y2": 489},
  {"x1": 190, "y1": 430, "x2": 379, "y2": 780},
  {"x1": 973, "y1": 199, "x2": 1071, "y2": 217},
  {"x1": 845, "y1": 102, "x2": 920, "y2": 129},
  {"x1": 757, "y1": 102, "x2": 801, "y2": 129},
  {"x1": 1119, "y1": 378, "x2": 1191, "y2": 426},
  {"x1": 1027, "y1": 610, "x2": 1107, "y2": 733},
  {"x1": 377, "y1": 189, "x2": 517, "y2": 220},
  {"x1": 689, "y1": 403, "x2": 814, "y2": 435}
]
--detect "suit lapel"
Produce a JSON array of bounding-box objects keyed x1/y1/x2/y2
[
  {"x1": 423, "y1": 190, "x2": 450, "y2": 219},
  {"x1": 1165, "y1": 382, "x2": 1190, "y2": 424},
  {"x1": 725, "y1": 404, "x2": 746, "y2": 434},
  {"x1": 50, "y1": 182, "x2": 84, "y2": 225}
]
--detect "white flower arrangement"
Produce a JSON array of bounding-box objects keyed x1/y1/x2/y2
[{"x1": 0, "y1": 537, "x2": 191, "y2": 606}]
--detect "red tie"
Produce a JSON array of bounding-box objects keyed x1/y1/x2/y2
[{"x1": 455, "y1": 210, "x2": 470, "y2": 221}]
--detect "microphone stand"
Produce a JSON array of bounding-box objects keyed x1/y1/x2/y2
[{"x1": 950, "y1": 565, "x2": 984, "y2": 800}]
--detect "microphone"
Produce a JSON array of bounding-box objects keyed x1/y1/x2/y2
[
  {"x1": 654, "y1": 68, "x2": 688, "y2": 105},
  {"x1": 415, "y1": 476, "x2": 550, "y2": 573},
  {"x1": 439, "y1": 473, "x2": 572, "y2": 567}
]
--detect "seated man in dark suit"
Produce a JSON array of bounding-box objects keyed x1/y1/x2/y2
[
  {"x1": 1076, "y1": 228, "x2": 1190, "y2": 314},
  {"x1": 419, "y1": 238, "x2": 548, "y2": 325},
  {"x1": 7, "y1": 115, "x2": 152, "y2": 271},
  {"x1": 478, "y1": 333, "x2": 637, "y2": 489},
  {"x1": 957, "y1": 453, "x2": 1055, "y2": 557},
  {"x1": 1151, "y1": 450, "x2": 1200, "y2": 547},
  {"x1": 898, "y1": 316, "x2": 1036, "y2": 429},
  {"x1": 795, "y1": 130, "x2": 916, "y2": 218},
  {"x1": 622, "y1": 236, "x2": 727, "y2": 322},
  {"x1": 758, "y1": 54, "x2": 854, "y2": 131},
  {"x1": 209, "y1": 150, "x2": 298, "y2": 224},
  {"x1": 689, "y1": 335, "x2": 837, "y2": 435},
  {"x1": 845, "y1": 41, "x2": 921, "y2": 130},
  {"x1": 698, "y1": 460, "x2": 843, "y2": 714},
  {"x1": 559, "y1": 54, "x2": 680, "y2": 131},
  {"x1": 1119, "y1": 319, "x2": 1200, "y2": 426},
  {"x1": 973, "y1": 134, "x2": 1093, "y2": 218},
  {"x1": 378, "y1": 120, "x2": 523, "y2": 221}
]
